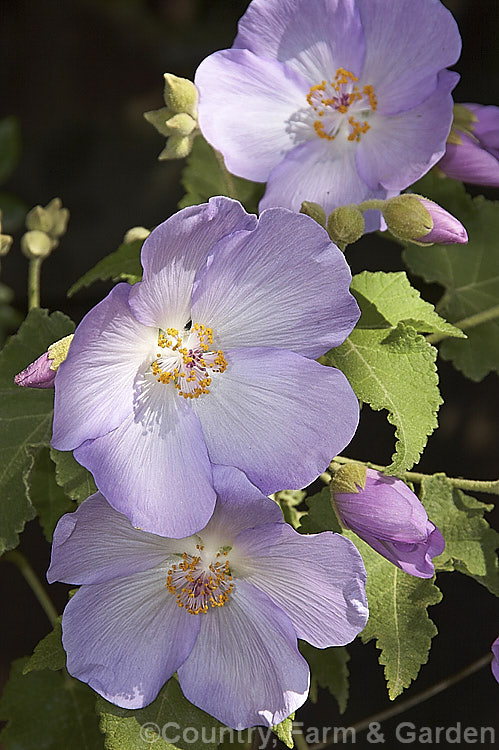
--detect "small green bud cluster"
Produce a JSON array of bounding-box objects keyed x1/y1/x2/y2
[
  {"x1": 21, "y1": 198, "x2": 69, "y2": 260},
  {"x1": 300, "y1": 201, "x2": 365, "y2": 250},
  {"x1": 144, "y1": 74, "x2": 200, "y2": 160}
]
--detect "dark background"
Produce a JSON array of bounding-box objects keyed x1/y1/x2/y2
[{"x1": 1, "y1": 0, "x2": 499, "y2": 746}]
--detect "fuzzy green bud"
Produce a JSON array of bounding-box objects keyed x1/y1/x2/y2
[
  {"x1": 300, "y1": 201, "x2": 326, "y2": 227},
  {"x1": 26, "y1": 198, "x2": 69, "y2": 241},
  {"x1": 21, "y1": 230, "x2": 54, "y2": 259},
  {"x1": 327, "y1": 205, "x2": 365, "y2": 248},
  {"x1": 163, "y1": 73, "x2": 198, "y2": 119},
  {"x1": 144, "y1": 74, "x2": 200, "y2": 160},
  {"x1": 123, "y1": 226, "x2": 150, "y2": 244},
  {"x1": 381, "y1": 194, "x2": 433, "y2": 242},
  {"x1": 330, "y1": 463, "x2": 367, "y2": 497}
]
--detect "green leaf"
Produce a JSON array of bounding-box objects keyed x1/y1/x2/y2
[
  {"x1": 349, "y1": 534, "x2": 442, "y2": 699},
  {"x1": 28, "y1": 448, "x2": 75, "y2": 541},
  {"x1": 0, "y1": 309, "x2": 74, "y2": 555},
  {"x1": 272, "y1": 714, "x2": 295, "y2": 749},
  {"x1": 0, "y1": 116, "x2": 21, "y2": 185},
  {"x1": 50, "y1": 447, "x2": 97, "y2": 504},
  {"x1": 68, "y1": 238, "x2": 144, "y2": 297},
  {"x1": 403, "y1": 172, "x2": 499, "y2": 380},
  {"x1": 0, "y1": 191, "x2": 27, "y2": 232},
  {"x1": 97, "y1": 677, "x2": 222, "y2": 750},
  {"x1": 324, "y1": 323, "x2": 441, "y2": 474},
  {"x1": 420, "y1": 475, "x2": 499, "y2": 595},
  {"x1": 179, "y1": 136, "x2": 264, "y2": 214},
  {"x1": 352, "y1": 271, "x2": 464, "y2": 338},
  {"x1": 300, "y1": 643, "x2": 349, "y2": 713},
  {"x1": 23, "y1": 617, "x2": 66, "y2": 674},
  {"x1": 0, "y1": 657, "x2": 104, "y2": 750},
  {"x1": 0, "y1": 281, "x2": 22, "y2": 346},
  {"x1": 275, "y1": 489, "x2": 306, "y2": 529},
  {"x1": 298, "y1": 487, "x2": 341, "y2": 534}
]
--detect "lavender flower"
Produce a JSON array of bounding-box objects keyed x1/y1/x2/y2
[
  {"x1": 438, "y1": 104, "x2": 499, "y2": 187},
  {"x1": 492, "y1": 636, "x2": 499, "y2": 683},
  {"x1": 52, "y1": 197, "x2": 360, "y2": 538},
  {"x1": 331, "y1": 466, "x2": 445, "y2": 578},
  {"x1": 47, "y1": 465, "x2": 368, "y2": 728},
  {"x1": 195, "y1": 0, "x2": 461, "y2": 227}
]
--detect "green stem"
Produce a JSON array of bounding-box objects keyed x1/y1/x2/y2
[
  {"x1": 214, "y1": 149, "x2": 239, "y2": 200},
  {"x1": 294, "y1": 723, "x2": 311, "y2": 750},
  {"x1": 28, "y1": 257, "x2": 42, "y2": 310},
  {"x1": 3, "y1": 549, "x2": 58, "y2": 626},
  {"x1": 330, "y1": 456, "x2": 499, "y2": 495},
  {"x1": 358, "y1": 199, "x2": 386, "y2": 212},
  {"x1": 309, "y1": 653, "x2": 492, "y2": 749},
  {"x1": 427, "y1": 303, "x2": 499, "y2": 344}
]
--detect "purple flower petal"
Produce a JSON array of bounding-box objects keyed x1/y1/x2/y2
[
  {"x1": 74, "y1": 383, "x2": 215, "y2": 538},
  {"x1": 438, "y1": 134, "x2": 499, "y2": 187},
  {"x1": 233, "y1": 524, "x2": 368, "y2": 647},
  {"x1": 360, "y1": 524, "x2": 445, "y2": 579},
  {"x1": 234, "y1": 0, "x2": 365, "y2": 84},
  {"x1": 192, "y1": 347, "x2": 359, "y2": 495},
  {"x1": 260, "y1": 138, "x2": 389, "y2": 216},
  {"x1": 52, "y1": 283, "x2": 157, "y2": 451},
  {"x1": 492, "y1": 636, "x2": 499, "y2": 683},
  {"x1": 356, "y1": 0, "x2": 461, "y2": 114},
  {"x1": 196, "y1": 50, "x2": 310, "y2": 182},
  {"x1": 191, "y1": 207, "x2": 359, "y2": 358},
  {"x1": 356, "y1": 70, "x2": 459, "y2": 191},
  {"x1": 178, "y1": 580, "x2": 310, "y2": 729},
  {"x1": 130, "y1": 198, "x2": 257, "y2": 330},
  {"x1": 416, "y1": 198, "x2": 468, "y2": 245},
  {"x1": 465, "y1": 103, "x2": 499, "y2": 156},
  {"x1": 47, "y1": 493, "x2": 190, "y2": 585},
  {"x1": 62, "y1": 568, "x2": 200, "y2": 708}
]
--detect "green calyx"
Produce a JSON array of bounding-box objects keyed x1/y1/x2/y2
[
  {"x1": 330, "y1": 462, "x2": 367, "y2": 497},
  {"x1": 327, "y1": 205, "x2": 365, "y2": 248},
  {"x1": 447, "y1": 104, "x2": 479, "y2": 146},
  {"x1": 300, "y1": 201, "x2": 327, "y2": 227},
  {"x1": 381, "y1": 194, "x2": 433, "y2": 242},
  {"x1": 144, "y1": 74, "x2": 200, "y2": 160}
]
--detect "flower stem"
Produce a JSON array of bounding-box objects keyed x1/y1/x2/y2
[
  {"x1": 3, "y1": 549, "x2": 58, "y2": 626},
  {"x1": 426, "y1": 303, "x2": 499, "y2": 344},
  {"x1": 214, "y1": 149, "x2": 239, "y2": 201},
  {"x1": 357, "y1": 199, "x2": 386, "y2": 212},
  {"x1": 28, "y1": 257, "x2": 42, "y2": 310},
  {"x1": 330, "y1": 456, "x2": 499, "y2": 495},
  {"x1": 309, "y1": 653, "x2": 492, "y2": 749}
]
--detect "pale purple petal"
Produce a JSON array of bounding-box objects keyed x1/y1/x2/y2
[
  {"x1": 361, "y1": 524, "x2": 445, "y2": 578},
  {"x1": 356, "y1": 70, "x2": 459, "y2": 191},
  {"x1": 62, "y1": 568, "x2": 200, "y2": 708},
  {"x1": 234, "y1": 0, "x2": 365, "y2": 83},
  {"x1": 438, "y1": 135, "x2": 499, "y2": 187},
  {"x1": 232, "y1": 524, "x2": 368, "y2": 647},
  {"x1": 492, "y1": 636, "x2": 499, "y2": 683},
  {"x1": 260, "y1": 138, "x2": 389, "y2": 218},
  {"x1": 201, "y1": 465, "x2": 283, "y2": 547},
  {"x1": 191, "y1": 208, "x2": 359, "y2": 358},
  {"x1": 129, "y1": 198, "x2": 257, "y2": 330},
  {"x1": 466, "y1": 103, "x2": 499, "y2": 156},
  {"x1": 356, "y1": 0, "x2": 461, "y2": 114},
  {"x1": 47, "y1": 493, "x2": 187, "y2": 585},
  {"x1": 196, "y1": 50, "x2": 309, "y2": 182},
  {"x1": 15, "y1": 352, "x2": 56, "y2": 389},
  {"x1": 74, "y1": 381, "x2": 215, "y2": 538},
  {"x1": 178, "y1": 580, "x2": 310, "y2": 729},
  {"x1": 52, "y1": 283, "x2": 157, "y2": 451},
  {"x1": 417, "y1": 199, "x2": 468, "y2": 245},
  {"x1": 192, "y1": 348, "x2": 359, "y2": 495}
]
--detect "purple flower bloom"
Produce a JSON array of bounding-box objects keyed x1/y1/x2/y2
[
  {"x1": 438, "y1": 104, "x2": 499, "y2": 187},
  {"x1": 51, "y1": 197, "x2": 360, "y2": 538},
  {"x1": 47, "y1": 465, "x2": 368, "y2": 728},
  {"x1": 195, "y1": 0, "x2": 461, "y2": 225},
  {"x1": 492, "y1": 636, "x2": 499, "y2": 683},
  {"x1": 331, "y1": 468, "x2": 445, "y2": 578},
  {"x1": 416, "y1": 198, "x2": 468, "y2": 245}
]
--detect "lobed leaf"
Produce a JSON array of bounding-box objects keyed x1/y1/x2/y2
[
  {"x1": 28, "y1": 448, "x2": 75, "y2": 541},
  {"x1": 300, "y1": 644, "x2": 349, "y2": 714},
  {"x1": 68, "y1": 238, "x2": 143, "y2": 297},
  {"x1": 23, "y1": 618, "x2": 66, "y2": 674},
  {"x1": 50, "y1": 447, "x2": 97, "y2": 504}
]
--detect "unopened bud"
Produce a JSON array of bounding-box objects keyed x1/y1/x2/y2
[
  {"x1": 163, "y1": 73, "x2": 198, "y2": 119},
  {"x1": 21, "y1": 230, "x2": 54, "y2": 259},
  {"x1": 415, "y1": 198, "x2": 468, "y2": 245},
  {"x1": 327, "y1": 205, "x2": 365, "y2": 248},
  {"x1": 382, "y1": 194, "x2": 467, "y2": 246},
  {"x1": 300, "y1": 201, "x2": 326, "y2": 227},
  {"x1": 123, "y1": 226, "x2": 150, "y2": 244},
  {"x1": 14, "y1": 334, "x2": 73, "y2": 389},
  {"x1": 144, "y1": 74, "x2": 200, "y2": 160},
  {"x1": 25, "y1": 198, "x2": 69, "y2": 243}
]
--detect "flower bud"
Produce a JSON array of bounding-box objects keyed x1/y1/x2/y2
[
  {"x1": 0, "y1": 209, "x2": 13, "y2": 259},
  {"x1": 331, "y1": 465, "x2": 445, "y2": 578},
  {"x1": 21, "y1": 230, "x2": 54, "y2": 259},
  {"x1": 162, "y1": 73, "x2": 198, "y2": 119},
  {"x1": 327, "y1": 205, "x2": 365, "y2": 248},
  {"x1": 438, "y1": 103, "x2": 499, "y2": 187},
  {"x1": 14, "y1": 334, "x2": 73, "y2": 389},
  {"x1": 300, "y1": 201, "x2": 326, "y2": 227},
  {"x1": 144, "y1": 74, "x2": 200, "y2": 160},
  {"x1": 26, "y1": 198, "x2": 69, "y2": 241},
  {"x1": 123, "y1": 226, "x2": 150, "y2": 244},
  {"x1": 382, "y1": 194, "x2": 467, "y2": 246},
  {"x1": 415, "y1": 198, "x2": 468, "y2": 245}
]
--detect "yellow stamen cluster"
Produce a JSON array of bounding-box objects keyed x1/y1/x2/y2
[
  {"x1": 166, "y1": 545, "x2": 234, "y2": 615},
  {"x1": 347, "y1": 116, "x2": 370, "y2": 142}
]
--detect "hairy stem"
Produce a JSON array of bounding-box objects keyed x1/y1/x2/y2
[
  {"x1": 3, "y1": 549, "x2": 58, "y2": 626},
  {"x1": 28, "y1": 257, "x2": 42, "y2": 310},
  {"x1": 214, "y1": 149, "x2": 239, "y2": 200},
  {"x1": 358, "y1": 199, "x2": 386, "y2": 212},
  {"x1": 427, "y1": 303, "x2": 499, "y2": 345}
]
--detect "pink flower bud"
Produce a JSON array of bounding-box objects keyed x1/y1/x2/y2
[
  {"x1": 438, "y1": 103, "x2": 499, "y2": 187},
  {"x1": 416, "y1": 198, "x2": 468, "y2": 245},
  {"x1": 14, "y1": 352, "x2": 56, "y2": 389}
]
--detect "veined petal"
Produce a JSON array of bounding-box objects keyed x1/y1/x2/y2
[
  {"x1": 74, "y1": 379, "x2": 215, "y2": 538},
  {"x1": 232, "y1": 524, "x2": 368, "y2": 647},
  {"x1": 260, "y1": 138, "x2": 389, "y2": 218},
  {"x1": 191, "y1": 208, "x2": 359, "y2": 359},
  {"x1": 356, "y1": 70, "x2": 459, "y2": 191},
  {"x1": 178, "y1": 580, "x2": 309, "y2": 729},
  {"x1": 192, "y1": 348, "x2": 359, "y2": 495},
  {"x1": 47, "y1": 493, "x2": 190, "y2": 586},
  {"x1": 62, "y1": 568, "x2": 200, "y2": 709},
  {"x1": 129, "y1": 198, "x2": 257, "y2": 330},
  {"x1": 356, "y1": 0, "x2": 461, "y2": 114},
  {"x1": 234, "y1": 0, "x2": 365, "y2": 84},
  {"x1": 196, "y1": 50, "x2": 310, "y2": 182},
  {"x1": 52, "y1": 283, "x2": 157, "y2": 451}
]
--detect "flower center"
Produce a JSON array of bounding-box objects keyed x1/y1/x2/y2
[
  {"x1": 307, "y1": 67, "x2": 377, "y2": 142},
  {"x1": 166, "y1": 545, "x2": 234, "y2": 615},
  {"x1": 151, "y1": 323, "x2": 227, "y2": 399}
]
